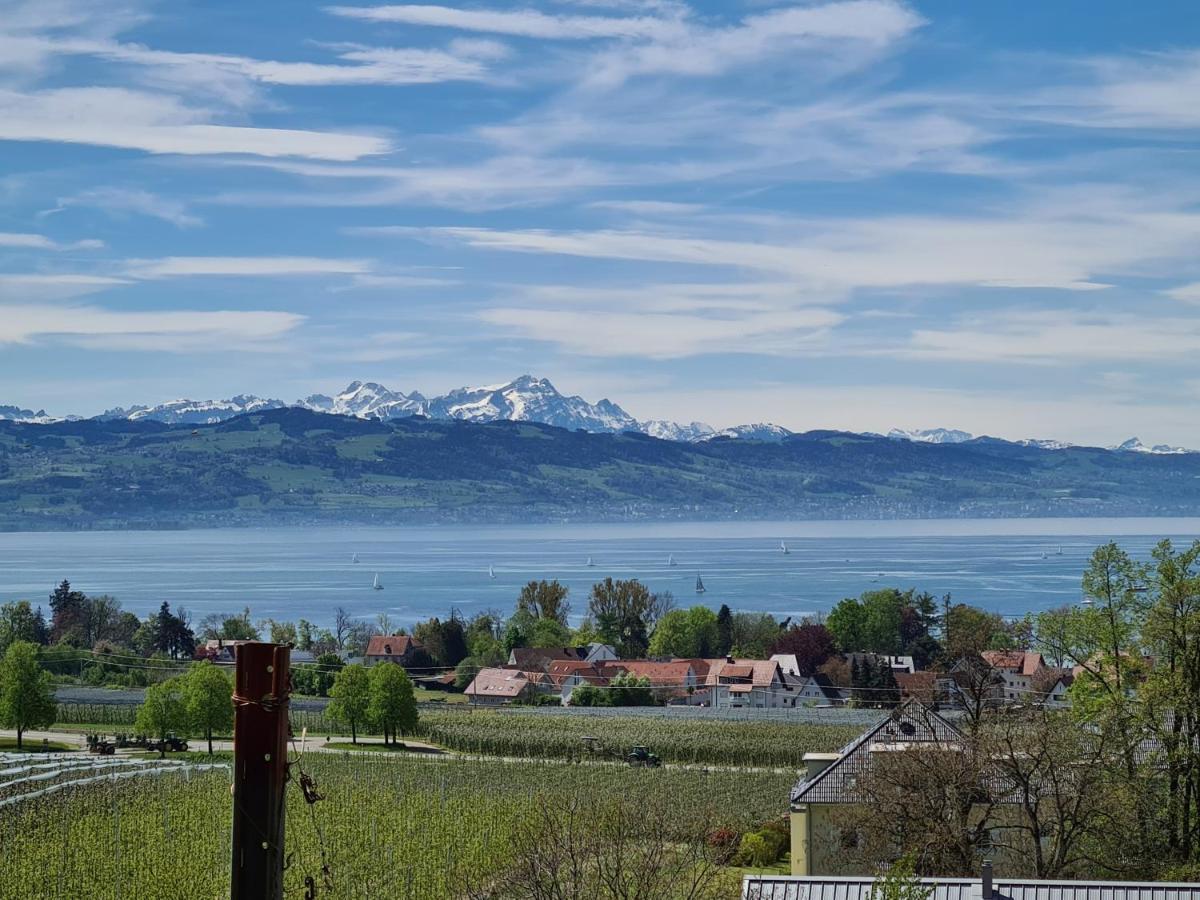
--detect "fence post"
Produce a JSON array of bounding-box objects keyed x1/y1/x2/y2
[{"x1": 231, "y1": 642, "x2": 291, "y2": 900}]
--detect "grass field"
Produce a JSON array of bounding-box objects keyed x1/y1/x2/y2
[{"x1": 0, "y1": 750, "x2": 792, "y2": 899}]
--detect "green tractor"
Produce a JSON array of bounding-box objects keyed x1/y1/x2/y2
[{"x1": 626, "y1": 745, "x2": 661, "y2": 768}]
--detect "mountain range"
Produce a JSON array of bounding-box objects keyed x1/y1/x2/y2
[
  {"x1": 3, "y1": 407, "x2": 1199, "y2": 530},
  {"x1": 1, "y1": 375, "x2": 1194, "y2": 454}
]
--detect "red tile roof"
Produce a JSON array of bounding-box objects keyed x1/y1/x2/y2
[
  {"x1": 365, "y1": 635, "x2": 421, "y2": 658},
  {"x1": 465, "y1": 668, "x2": 532, "y2": 698},
  {"x1": 981, "y1": 650, "x2": 1044, "y2": 677}
]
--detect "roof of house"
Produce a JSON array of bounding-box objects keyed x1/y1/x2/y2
[
  {"x1": 508, "y1": 646, "x2": 588, "y2": 671},
  {"x1": 600, "y1": 660, "x2": 694, "y2": 685},
  {"x1": 690, "y1": 658, "x2": 782, "y2": 688},
  {"x1": 464, "y1": 667, "x2": 532, "y2": 698},
  {"x1": 895, "y1": 671, "x2": 938, "y2": 697},
  {"x1": 790, "y1": 699, "x2": 963, "y2": 804},
  {"x1": 741, "y1": 875, "x2": 1200, "y2": 900},
  {"x1": 982, "y1": 650, "x2": 1045, "y2": 676},
  {"x1": 365, "y1": 635, "x2": 422, "y2": 658},
  {"x1": 546, "y1": 660, "x2": 606, "y2": 687},
  {"x1": 788, "y1": 672, "x2": 844, "y2": 700}
]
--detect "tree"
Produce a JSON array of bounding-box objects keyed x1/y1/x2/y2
[
  {"x1": 588, "y1": 578, "x2": 670, "y2": 658},
  {"x1": 368, "y1": 662, "x2": 418, "y2": 746},
  {"x1": 861, "y1": 589, "x2": 906, "y2": 655},
  {"x1": 648, "y1": 606, "x2": 720, "y2": 659},
  {"x1": 135, "y1": 676, "x2": 188, "y2": 752},
  {"x1": 715, "y1": 604, "x2": 733, "y2": 655},
  {"x1": 333, "y1": 606, "x2": 353, "y2": 651},
  {"x1": 769, "y1": 623, "x2": 836, "y2": 676},
  {"x1": 944, "y1": 603, "x2": 1007, "y2": 661},
  {"x1": 198, "y1": 608, "x2": 259, "y2": 642},
  {"x1": 182, "y1": 660, "x2": 233, "y2": 754},
  {"x1": 729, "y1": 611, "x2": 778, "y2": 658},
  {"x1": 266, "y1": 619, "x2": 298, "y2": 646},
  {"x1": 826, "y1": 598, "x2": 867, "y2": 652},
  {"x1": 0, "y1": 641, "x2": 56, "y2": 749},
  {"x1": 869, "y1": 854, "x2": 932, "y2": 900},
  {"x1": 328, "y1": 664, "x2": 370, "y2": 743},
  {"x1": 49, "y1": 580, "x2": 87, "y2": 645},
  {"x1": 297, "y1": 619, "x2": 315, "y2": 651},
  {"x1": 152, "y1": 602, "x2": 195, "y2": 659},
  {"x1": 0, "y1": 601, "x2": 48, "y2": 656},
  {"x1": 516, "y1": 580, "x2": 571, "y2": 626},
  {"x1": 292, "y1": 651, "x2": 343, "y2": 697}
]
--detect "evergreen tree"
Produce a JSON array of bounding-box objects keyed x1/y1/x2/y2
[
  {"x1": 716, "y1": 604, "x2": 733, "y2": 656},
  {"x1": 48, "y1": 580, "x2": 87, "y2": 646}
]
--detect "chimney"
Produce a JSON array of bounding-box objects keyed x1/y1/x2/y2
[{"x1": 982, "y1": 860, "x2": 993, "y2": 900}]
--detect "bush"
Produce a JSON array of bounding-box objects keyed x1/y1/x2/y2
[
  {"x1": 707, "y1": 826, "x2": 739, "y2": 864},
  {"x1": 735, "y1": 833, "x2": 773, "y2": 867}
]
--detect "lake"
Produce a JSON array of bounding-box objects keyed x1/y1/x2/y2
[{"x1": 2, "y1": 518, "x2": 1198, "y2": 627}]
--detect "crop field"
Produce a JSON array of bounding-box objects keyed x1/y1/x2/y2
[
  {"x1": 407, "y1": 710, "x2": 860, "y2": 767},
  {"x1": 0, "y1": 750, "x2": 794, "y2": 899}
]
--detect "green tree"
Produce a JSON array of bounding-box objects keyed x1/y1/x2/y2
[
  {"x1": 516, "y1": 580, "x2": 571, "y2": 625},
  {"x1": 715, "y1": 604, "x2": 733, "y2": 655},
  {"x1": 297, "y1": 619, "x2": 314, "y2": 651},
  {"x1": 587, "y1": 578, "x2": 669, "y2": 658},
  {"x1": 135, "y1": 676, "x2": 188, "y2": 751},
  {"x1": 944, "y1": 603, "x2": 1007, "y2": 661},
  {"x1": 648, "y1": 606, "x2": 719, "y2": 658},
  {"x1": 827, "y1": 597, "x2": 867, "y2": 652},
  {"x1": 328, "y1": 664, "x2": 371, "y2": 743},
  {"x1": 368, "y1": 662, "x2": 418, "y2": 746},
  {"x1": 729, "y1": 611, "x2": 778, "y2": 658},
  {"x1": 861, "y1": 589, "x2": 906, "y2": 655},
  {"x1": 869, "y1": 853, "x2": 932, "y2": 900},
  {"x1": 182, "y1": 660, "x2": 233, "y2": 754},
  {"x1": 0, "y1": 641, "x2": 56, "y2": 749},
  {"x1": 0, "y1": 601, "x2": 48, "y2": 656}
]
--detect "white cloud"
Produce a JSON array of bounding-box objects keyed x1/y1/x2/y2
[
  {"x1": 0, "y1": 87, "x2": 391, "y2": 160},
  {"x1": 0, "y1": 273, "x2": 131, "y2": 301},
  {"x1": 324, "y1": 3, "x2": 686, "y2": 40},
  {"x1": 1164, "y1": 282, "x2": 1200, "y2": 304},
  {"x1": 904, "y1": 310, "x2": 1200, "y2": 364},
  {"x1": 481, "y1": 306, "x2": 843, "y2": 358},
  {"x1": 0, "y1": 232, "x2": 103, "y2": 250},
  {"x1": 0, "y1": 304, "x2": 304, "y2": 349},
  {"x1": 125, "y1": 257, "x2": 373, "y2": 278},
  {"x1": 45, "y1": 187, "x2": 204, "y2": 228}
]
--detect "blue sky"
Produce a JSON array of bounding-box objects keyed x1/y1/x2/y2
[{"x1": 1, "y1": 0, "x2": 1198, "y2": 445}]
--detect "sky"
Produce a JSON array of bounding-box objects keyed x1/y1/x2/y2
[{"x1": 1, "y1": 0, "x2": 1198, "y2": 446}]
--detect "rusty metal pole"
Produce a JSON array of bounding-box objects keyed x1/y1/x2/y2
[{"x1": 231, "y1": 642, "x2": 290, "y2": 900}]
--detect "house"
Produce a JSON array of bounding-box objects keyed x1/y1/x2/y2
[
  {"x1": 545, "y1": 659, "x2": 608, "y2": 704},
  {"x1": 599, "y1": 659, "x2": 696, "y2": 701},
  {"x1": 199, "y1": 639, "x2": 254, "y2": 663},
  {"x1": 894, "y1": 670, "x2": 940, "y2": 704},
  {"x1": 463, "y1": 667, "x2": 538, "y2": 705},
  {"x1": 981, "y1": 650, "x2": 1047, "y2": 702},
  {"x1": 506, "y1": 643, "x2": 618, "y2": 671},
  {"x1": 844, "y1": 653, "x2": 916, "y2": 675},
  {"x1": 743, "y1": 867, "x2": 1200, "y2": 900},
  {"x1": 1033, "y1": 668, "x2": 1073, "y2": 708},
  {"x1": 788, "y1": 700, "x2": 965, "y2": 875},
  {"x1": 788, "y1": 672, "x2": 846, "y2": 706},
  {"x1": 688, "y1": 658, "x2": 792, "y2": 708},
  {"x1": 364, "y1": 634, "x2": 424, "y2": 667}
]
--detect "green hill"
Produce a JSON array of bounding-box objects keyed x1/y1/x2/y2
[{"x1": 0, "y1": 408, "x2": 1197, "y2": 529}]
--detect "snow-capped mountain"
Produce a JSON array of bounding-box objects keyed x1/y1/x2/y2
[
  {"x1": 641, "y1": 420, "x2": 716, "y2": 442},
  {"x1": 888, "y1": 427, "x2": 974, "y2": 444},
  {"x1": 0, "y1": 404, "x2": 53, "y2": 423},
  {"x1": 101, "y1": 395, "x2": 287, "y2": 425},
  {"x1": 424, "y1": 375, "x2": 640, "y2": 433},
  {"x1": 299, "y1": 381, "x2": 426, "y2": 419},
  {"x1": 1113, "y1": 437, "x2": 1196, "y2": 455},
  {"x1": 1018, "y1": 438, "x2": 1076, "y2": 450},
  {"x1": 708, "y1": 423, "x2": 793, "y2": 442}
]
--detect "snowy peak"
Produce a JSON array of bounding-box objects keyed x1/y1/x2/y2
[
  {"x1": 108, "y1": 395, "x2": 286, "y2": 425},
  {"x1": 1113, "y1": 437, "x2": 1195, "y2": 455},
  {"x1": 707, "y1": 423, "x2": 793, "y2": 442},
  {"x1": 0, "y1": 404, "x2": 53, "y2": 423},
  {"x1": 888, "y1": 427, "x2": 974, "y2": 444},
  {"x1": 641, "y1": 419, "x2": 716, "y2": 442},
  {"x1": 427, "y1": 375, "x2": 640, "y2": 433},
  {"x1": 301, "y1": 381, "x2": 425, "y2": 419}
]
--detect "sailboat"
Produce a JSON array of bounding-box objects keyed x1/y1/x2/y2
[
  {"x1": 1056, "y1": 546, "x2": 1063, "y2": 556},
  {"x1": 780, "y1": 541, "x2": 790, "y2": 555},
  {"x1": 695, "y1": 573, "x2": 706, "y2": 594},
  {"x1": 372, "y1": 573, "x2": 383, "y2": 591},
  {"x1": 586, "y1": 557, "x2": 595, "y2": 567},
  {"x1": 352, "y1": 553, "x2": 360, "y2": 564},
  {"x1": 488, "y1": 564, "x2": 496, "y2": 579},
  {"x1": 668, "y1": 554, "x2": 677, "y2": 567}
]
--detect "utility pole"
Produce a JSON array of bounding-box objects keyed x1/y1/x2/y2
[{"x1": 231, "y1": 642, "x2": 291, "y2": 900}]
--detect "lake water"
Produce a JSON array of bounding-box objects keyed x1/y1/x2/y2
[{"x1": 2, "y1": 518, "x2": 1198, "y2": 628}]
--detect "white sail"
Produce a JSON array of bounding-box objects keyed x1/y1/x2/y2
[
  {"x1": 668, "y1": 554, "x2": 676, "y2": 567},
  {"x1": 695, "y1": 573, "x2": 705, "y2": 594},
  {"x1": 586, "y1": 557, "x2": 595, "y2": 567},
  {"x1": 372, "y1": 573, "x2": 383, "y2": 590},
  {"x1": 488, "y1": 564, "x2": 496, "y2": 578},
  {"x1": 352, "y1": 553, "x2": 360, "y2": 564},
  {"x1": 780, "y1": 541, "x2": 789, "y2": 555}
]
